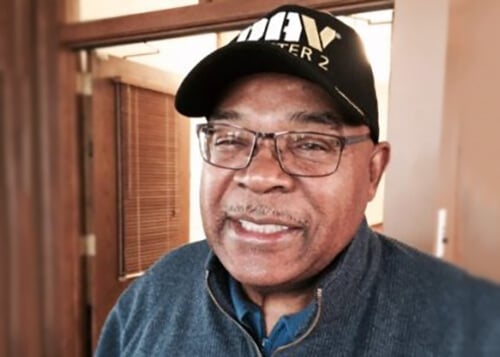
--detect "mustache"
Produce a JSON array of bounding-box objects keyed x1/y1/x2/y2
[{"x1": 223, "y1": 204, "x2": 308, "y2": 226}]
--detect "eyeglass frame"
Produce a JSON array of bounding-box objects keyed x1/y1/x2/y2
[{"x1": 196, "y1": 122, "x2": 372, "y2": 177}]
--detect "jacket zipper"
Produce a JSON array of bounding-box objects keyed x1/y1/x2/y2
[
  {"x1": 270, "y1": 288, "x2": 323, "y2": 356},
  {"x1": 205, "y1": 270, "x2": 264, "y2": 357}
]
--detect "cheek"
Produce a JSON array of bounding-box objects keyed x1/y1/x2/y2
[
  {"x1": 305, "y1": 167, "x2": 370, "y2": 230},
  {"x1": 200, "y1": 166, "x2": 225, "y2": 202},
  {"x1": 339, "y1": 154, "x2": 373, "y2": 198},
  {"x1": 200, "y1": 166, "x2": 233, "y2": 228}
]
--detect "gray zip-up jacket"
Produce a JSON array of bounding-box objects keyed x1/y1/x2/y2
[{"x1": 95, "y1": 221, "x2": 500, "y2": 356}]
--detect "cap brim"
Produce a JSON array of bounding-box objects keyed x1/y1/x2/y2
[{"x1": 175, "y1": 41, "x2": 364, "y2": 123}]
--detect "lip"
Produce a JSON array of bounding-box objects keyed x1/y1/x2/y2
[
  {"x1": 239, "y1": 219, "x2": 289, "y2": 234},
  {"x1": 227, "y1": 212, "x2": 302, "y2": 227},
  {"x1": 227, "y1": 217, "x2": 302, "y2": 243}
]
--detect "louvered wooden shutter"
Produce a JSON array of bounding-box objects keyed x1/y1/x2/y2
[{"x1": 115, "y1": 82, "x2": 185, "y2": 279}]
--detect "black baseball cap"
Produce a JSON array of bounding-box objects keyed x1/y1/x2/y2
[{"x1": 175, "y1": 4, "x2": 379, "y2": 142}]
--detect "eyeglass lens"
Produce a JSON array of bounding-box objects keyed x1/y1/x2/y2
[{"x1": 197, "y1": 123, "x2": 344, "y2": 177}]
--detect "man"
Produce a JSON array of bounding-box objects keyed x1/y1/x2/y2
[{"x1": 96, "y1": 4, "x2": 500, "y2": 356}]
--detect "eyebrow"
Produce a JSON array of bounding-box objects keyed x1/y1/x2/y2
[
  {"x1": 289, "y1": 111, "x2": 344, "y2": 130},
  {"x1": 209, "y1": 109, "x2": 344, "y2": 130},
  {"x1": 209, "y1": 109, "x2": 240, "y2": 121}
]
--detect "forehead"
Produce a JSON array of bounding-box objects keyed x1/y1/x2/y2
[{"x1": 211, "y1": 73, "x2": 344, "y2": 129}]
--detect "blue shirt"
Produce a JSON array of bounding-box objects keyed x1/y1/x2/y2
[{"x1": 228, "y1": 277, "x2": 315, "y2": 356}]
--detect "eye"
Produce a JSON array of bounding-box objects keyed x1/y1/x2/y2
[
  {"x1": 211, "y1": 131, "x2": 253, "y2": 152},
  {"x1": 290, "y1": 135, "x2": 338, "y2": 153},
  {"x1": 214, "y1": 134, "x2": 247, "y2": 146},
  {"x1": 296, "y1": 140, "x2": 330, "y2": 151}
]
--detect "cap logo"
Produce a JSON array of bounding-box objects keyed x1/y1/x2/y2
[{"x1": 236, "y1": 11, "x2": 340, "y2": 71}]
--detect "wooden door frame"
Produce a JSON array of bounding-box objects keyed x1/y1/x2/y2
[
  {"x1": 2, "y1": 0, "x2": 84, "y2": 356},
  {"x1": 52, "y1": 0, "x2": 395, "y2": 356},
  {"x1": 60, "y1": 0, "x2": 394, "y2": 49}
]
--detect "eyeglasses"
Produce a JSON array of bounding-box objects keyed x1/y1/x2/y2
[{"x1": 196, "y1": 123, "x2": 371, "y2": 177}]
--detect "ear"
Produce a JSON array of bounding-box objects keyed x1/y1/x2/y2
[{"x1": 367, "y1": 142, "x2": 391, "y2": 201}]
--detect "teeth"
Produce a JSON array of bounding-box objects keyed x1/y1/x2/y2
[{"x1": 239, "y1": 219, "x2": 289, "y2": 234}]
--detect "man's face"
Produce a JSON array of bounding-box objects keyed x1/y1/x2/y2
[{"x1": 200, "y1": 73, "x2": 389, "y2": 294}]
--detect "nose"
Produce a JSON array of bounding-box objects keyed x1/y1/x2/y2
[{"x1": 233, "y1": 139, "x2": 294, "y2": 194}]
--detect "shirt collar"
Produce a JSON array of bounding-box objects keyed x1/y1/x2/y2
[{"x1": 228, "y1": 275, "x2": 315, "y2": 343}]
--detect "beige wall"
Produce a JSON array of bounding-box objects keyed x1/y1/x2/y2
[
  {"x1": 385, "y1": 0, "x2": 500, "y2": 282},
  {"x1": 442, "y1": 0, "x2": 500, "y2": 281},
  {"x1": 384, "y1": 0, "x2": 450, "y2": 253}
]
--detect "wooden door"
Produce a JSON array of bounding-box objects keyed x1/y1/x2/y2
[{"x1": 89, "y1": 54, "x2": 190, "y2": 349}]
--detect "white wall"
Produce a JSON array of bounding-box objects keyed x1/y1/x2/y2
[
  {"x1": 189, "y1": 117, "x2": 206, "y2": 242},
  {"x1": 339, "y1": 12, "x2": 392, "y2": 226},
  {"x1": 79, "y1": 0, "x2": 197, "y2": 21}
]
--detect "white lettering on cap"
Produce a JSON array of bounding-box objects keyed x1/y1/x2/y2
[
  {"x1": 282, "y1": 12, "x2": 302, "y2": 42},
  {"x1": 237, "y1": 11, "x2": 338, "y2": 53},
  {"x1": 264, "y1": 12, "x2": 286, "y2": 41},
  {"x1": 265, "y1": 12, "x2": 302, "y2": 42},
  {"x1": 301, "y1": 14, "x2": 337, "y2": 51},
  {"x1": 247, "y1": 18, "x2": 268, "y2": 41}
]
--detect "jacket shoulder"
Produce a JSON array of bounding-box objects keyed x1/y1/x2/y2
[
  {"x1": 107, "y1": 240, "x2": 211, "y2": 328},
  {"x1": 376, "y1": 233, "x2": 500, "y2": 319},
  {"x1": 95, "y1": 240, "x2": 212, "y2": 355},
  {"x1": 128, "y1": 240, "x2": 210, "y2": 299}
]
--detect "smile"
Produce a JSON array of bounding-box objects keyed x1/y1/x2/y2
[{"x1": 239, "y1": 219, "x2": 290, "y2": 234}]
